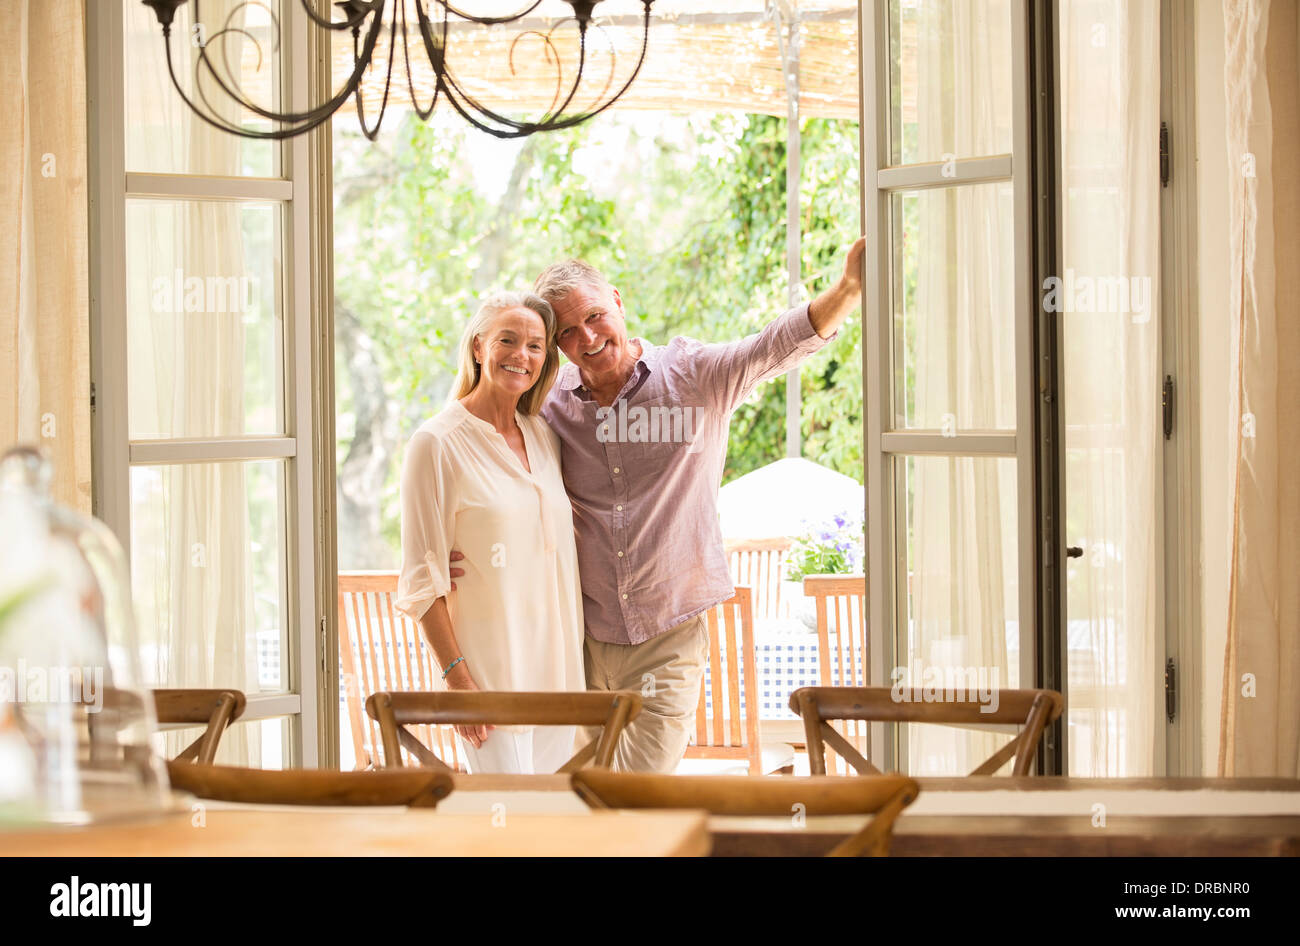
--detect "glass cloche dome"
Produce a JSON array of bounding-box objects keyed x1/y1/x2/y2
[{"x1": 0, "y1": 445, "x2": 170, "y2": 825}]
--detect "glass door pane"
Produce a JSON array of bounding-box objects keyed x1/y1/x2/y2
[
  {"x1": 890, "y1": 182, "x2": 1017, "y2": 431},
  {"x1": 866, "y1": 0, "x2": 1034, "y2": 774},
  {"x1": 888, "y1": 0, "x2": 1014, "y2": 164}
]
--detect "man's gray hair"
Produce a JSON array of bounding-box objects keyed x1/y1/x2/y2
[{"x1": 532, "y1": 259, "x2": 614, "y2": 307}]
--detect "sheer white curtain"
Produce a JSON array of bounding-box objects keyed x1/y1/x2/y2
[
  {"x1": 907, "y1": 0, "x2": 1017, "y2": 774},
  {"x1": 1058, "y1": 0, "x2": 1160, "y2": 776},
  {"x1": 1219, "y1": 0, "x2": 1300, "y2": 778},
  {"x1": 0, "y1": 0, "x2": 91, "y2": 514},
  {"x1": 125, "y1": 0, "x2": 260, "y2": 764}
]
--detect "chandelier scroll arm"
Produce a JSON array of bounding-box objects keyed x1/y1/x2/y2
[
  {"x1": 432, "y1": 0, "x2": 545, "y2": 27},
  {"x1": 352, "y1": 0, "x2": 401, "y2": 140}
]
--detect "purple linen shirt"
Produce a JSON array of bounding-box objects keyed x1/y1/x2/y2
[{"x1": 541, "y1": 303, "x2": 835, "y2": 645}]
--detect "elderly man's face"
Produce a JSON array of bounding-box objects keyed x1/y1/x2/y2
[{"x1": 552, "y1": 282, "x2": 632, "y2": 388}]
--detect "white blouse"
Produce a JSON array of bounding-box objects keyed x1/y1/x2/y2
[{"x1": 395, "y1": 401, "x2": 586, "y2": 709}]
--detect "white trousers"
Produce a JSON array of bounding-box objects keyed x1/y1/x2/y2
[{"x1": 456, "y1": 725, "x2": 577, "y2": 775}]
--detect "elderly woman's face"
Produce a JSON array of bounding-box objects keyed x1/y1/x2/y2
[{"x1": 473, "y1": 307, "x2": 548, "y2": 399}]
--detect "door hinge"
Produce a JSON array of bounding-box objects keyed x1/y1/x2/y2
[
  {"x1": 1162, "y1": 375, "x2": 1174, "y2": 440},
  {"x1": 1165, "y1": 658, "x2": 1176, "y2": 722},
  {"x1": 1160, "y1": 122, "x2": 1170, "y2": 187},
  {"x1": 89, "y1": 382, "x2": 96, "y2": 413},
  {"x1": 320, "y1": 616, "x2": 328, "y2": 677}
]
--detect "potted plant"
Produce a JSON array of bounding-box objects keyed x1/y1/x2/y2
[{"x1": 783, "y1": 512, "x2": 864, "y2": 631}]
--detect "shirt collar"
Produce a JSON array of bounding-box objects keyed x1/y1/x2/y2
[{"x1": 558, "y1": 338, "x2": 657, "y2": 396}]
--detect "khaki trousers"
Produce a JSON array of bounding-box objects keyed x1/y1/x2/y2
[{"x1": 583, "y1": 614, "x2": 708, "y2": 773}]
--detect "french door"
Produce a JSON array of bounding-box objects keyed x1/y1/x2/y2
[
  {"x1": 860, "y1": 0, "x2": 1037, "y2": 774},
  {"x1": 861, "y1": 0, "x2": 1182, "y2": 776},
  {"x1": 87, "y1": 0, "x2": 332, "y2": 766}
]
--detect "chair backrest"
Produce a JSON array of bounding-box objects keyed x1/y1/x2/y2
[
  {"x1": 571, "y1": 770, "x2": 920, "y2": 857},
  {"x1": 685, "y1": 587, "x2": 762, "y2": 772},
  {"x1": 337, "y1": 571, "x2": 464, "y2": 771},
  {"x1": 365, "y1": 690, "x2": 642, "y2": 774},
  {"x1": 803, "y1": 575, "x2": 868, "y2": 773},
  {"x1": 166, "y1": 760, "x2": 454, "y2": 808},
  {"x1": 725, "y1": 538, "x2": 792, "y2": 621},
  {"x1": 153, "y1": 688, "x2": 247, "y2": 765},
  {"x1": 791, "y1": 686, "x2": 1066, "y2": 777}
]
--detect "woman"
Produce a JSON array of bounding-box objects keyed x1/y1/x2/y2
[{"x1": 394, "y1": 291, "x2": 585, "y2": 774}]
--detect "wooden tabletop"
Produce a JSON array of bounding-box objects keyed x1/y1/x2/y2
[
  {"x1": 1, "y1": 808, "x2": 711, "y2": 857},
  {"x1": 448, "y1": 773, "x2": 1300, "y2": 856},
  {"x1": 712, "y1": 814, "x2": 1300, "y2": 856}
]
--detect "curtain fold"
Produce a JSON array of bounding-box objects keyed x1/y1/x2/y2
[
  {"x1": 1219, "y1": 0, "x2": 1300, "y2": 778},
  {"x1": 0, "y1": 0, "x2": 91, "y2": 514},
  {"x1": 1058, "y1": 0, "x2": 1160, "y2": 777},
  {"x1": 907, "y1": 0, "x2": 1016, "y2": 774}
]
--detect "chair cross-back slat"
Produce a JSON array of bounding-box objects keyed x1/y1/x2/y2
[
  {"x1": 153, "y1": 688, "x2": 247, "y2": 765},
  {"x1": 572, "y1": 770, "x2": 920, "y2": 857},
  {"x1": 791, "y1": 686, "x2": 1066, "y2": 776},
  {"x1": 365, "y1": 690, "x2": 642, "y2": 774}
]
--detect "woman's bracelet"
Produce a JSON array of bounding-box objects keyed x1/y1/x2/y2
[{"x1": 441, "y1": 656, "x2": 465, "y2": 679}]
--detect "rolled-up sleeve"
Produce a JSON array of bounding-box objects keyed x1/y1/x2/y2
[
  {"x1": 395, "y1": 431, "x2": 455, "y2": 622},
  {"x1": 681, "y1": 303, "x2": 834, "y2": 412}
]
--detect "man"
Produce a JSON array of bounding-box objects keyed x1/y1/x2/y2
[{"x1": 453, "y1": 237, "x2": 866, "y2": 772}]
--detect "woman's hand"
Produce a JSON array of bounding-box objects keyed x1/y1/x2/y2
[{"x1": 443, "y1": 660, "x2": 492, "y2": 749}]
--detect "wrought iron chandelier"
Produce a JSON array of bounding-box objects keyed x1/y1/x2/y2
[{"x1": 140, "y1": 1, "x2": 656, "y2": 139}]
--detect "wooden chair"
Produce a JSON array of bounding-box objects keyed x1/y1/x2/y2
[
  {"x1": 571, "y1": 770, "x2": 920, "y2": 857},
  {"x1": 803, "y1": 575, "x2": 868, "y2": 774},
  {"x1": 791, "y1": 686, "x2": 1066, "y2": 777},
  {"x1": 725, "y1": 537, "x2": 792, "y2": 621},
  {"x1": 166, "y1": 760, "x2": 454, "y2": 808},
  {"x1": 338, "y1": 571, "x2": 464, "y2": 771},
  {"x1": 365, "y1": 690, "x2": 642, "y2": 773},
  {"x1": 152, "y1": 688, "x2": 247, "y2": 765},
  {"x1": 683, "y1": 587, "x2": 790, "y2": 774}
]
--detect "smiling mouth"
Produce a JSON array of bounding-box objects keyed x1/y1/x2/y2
[
  {"x1": 502, "y1": 365, "x2": 529, "y2": 376},
  {"x1": 584, "y1": 340, "x2": 608, "y2": 357}
]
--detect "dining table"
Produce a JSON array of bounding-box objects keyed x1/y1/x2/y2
[
  {"x1": 444, "y1": 773, "x2": 1300, "y2": 857},
  {"x1": 0, "y1": 804, "x2": 711, "y2": 857},
  {"x1": 7, "y1": 775, "x2": 1296, "y2": 857}
]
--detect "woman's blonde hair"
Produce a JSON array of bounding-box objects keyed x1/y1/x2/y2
[{"x1": 449, "y1": 291, "x2": 559, "y2": 416}]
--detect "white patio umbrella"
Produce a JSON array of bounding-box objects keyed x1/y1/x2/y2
[{"x1": 716, "y1": 457, "x2": 864, "y2": 540}]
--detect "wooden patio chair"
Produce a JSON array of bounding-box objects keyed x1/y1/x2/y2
[
  {"x1": 724, "y1": 537, "x2": 793, "y2": 622},
  {"x1": 791, "y1": 686, "x2": 1065, "y2": 777},
  {"x1": 571, "y1": 770, "x2": 920, "y2": 857},
  {"x1": 152, "y1": 688, "x2": 247, "y2": 765},
  {"x1": 338, "y1": 571, "x2": 465, "y2": 771},
  {"x1": 683, "y1": 587, "x2": 791, "y2": 774},
  {"x1": 803, "y1": 575, "x2": 868, "y2": 774},
  {"x1": 166, "y1": 760, "x2": 454, "y2": 808},
  {"x1": 365, "y1": 690, "x2": 642, "y2": 773}
]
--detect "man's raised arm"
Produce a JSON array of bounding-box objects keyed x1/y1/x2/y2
[{"x1": 808, "y1": 235, "x2": 866, "y2": 339}]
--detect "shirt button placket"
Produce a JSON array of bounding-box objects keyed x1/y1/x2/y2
[{"x1": 610, "y1": 439, "x2": 631, "y2": 628}]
